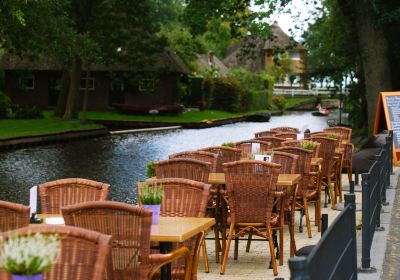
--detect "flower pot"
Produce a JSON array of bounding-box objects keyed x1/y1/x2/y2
[
  {"x1": 142, "y1": 204, "x2": 161, "y2": 225},
  {"x1": 12, "y1": 274, "x2": 43, "y2": 280}
]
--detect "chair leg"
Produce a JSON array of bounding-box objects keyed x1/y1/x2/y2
[
  {"x1": 220, "y1": 224, "x2": 234, "y2": 275},
  {"x1": 303, "y1": 197, "x2": 312, "y2": 238},
  {"x1": 267, "y1": 225, "x2": 278, "y2": 276},
  {"x1": 299, "y1": 208, "x2": 304, "y2": 233},
  {"x1": 246, "y1": 231, "x2": 253, "y2": 252},
  {"x1": 316, "y1": 200, "x2": 321, "y2": 232},
  {"x1": 348, "y1": 164, "x2": 352, "y2": 184},
  {"x1": 234, "y1": 228, "x2": 239, "y2": 260},
  {"x1": 213, "y1": 225, "x2": 220, "y2": 263},
  {"x1": 279, "y1": 228, "x2": 284, "y2": 265},
  {"x1": 328, "y1": 177, "x2": 336, "y2": 209},
  {"x1": 289, "y1": 222, "x2": 296, "y2": 257},
  {"x1": 201, "y1": 238, "x2": 210, "y2": 273}
]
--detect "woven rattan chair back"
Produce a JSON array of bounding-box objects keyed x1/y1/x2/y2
[
  {"x1": 155, "y1": 158, "x2": 211, "y2": 183},
  {"x1": 254, "y1": 130, "x2": 279, "y2": 138},
  {"x1": 223, "y1": 160, "x2": 281, "y2": 224},
  {"x1": 324, "y1": 126, "x2": 352, "y2": 141},
  {"x1": 169, "y1": 151, "x2": 218, "y2": 172},
  {"x1": 269, "y1": 151, "x2": 298, "y2": 174},
  {"x1": 62, "y1": 201, "x2": 152, "y2": 279},
  {"x1": 274, "y1": 147, "x2": 313, "y2": 174},
  {"x1": 0, "y1": 225, "x2": 112, "y2": 280},
  {"x1": 310, "y1": 136, "x2": 339, "y2": 177},
  {"x1": 270, "y1": 126, "x2": 299, "y2": 133},
  {"x1": 199, "y1": 146, "x2": 241, "y2": 172},
  {"x1": 282, "y1": 140, "x2": 321, "y2": 157},
  {"x1": 253, "y1": 136, "x2": 286, "y2": 148},
  {"x1": 234, "y1": 140, "x2": 272, "y2": 159},
  {"x1": 0, "y1": 201, "x2": 30, "y2": 232},
  {"x1": 275, "y1": 132, "x2": 298, "y2": 140},
  {"x1": 39, "y1": 178, "x2": 110, "y2": 214}
]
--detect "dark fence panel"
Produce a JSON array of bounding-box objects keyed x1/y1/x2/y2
[{"x1": 289, "y1": 193, "x2": 358, "y2": 280}]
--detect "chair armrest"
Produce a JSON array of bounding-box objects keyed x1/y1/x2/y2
[{"x1": 149, "y1": 246, "x2": 191, "y2": 280}]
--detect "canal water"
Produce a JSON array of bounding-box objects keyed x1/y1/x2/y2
[{"x1": 0, "y1": 111, "x2": 332, "y2": 205}]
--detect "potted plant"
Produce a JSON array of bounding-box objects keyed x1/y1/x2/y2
[
  {"x1": 0, "y1": 233, "x2": 60, "y2": 280},
  {"x1": 299, "y1": 140, "x2": 318, "y2": 151},
  {"x1": 139, "y1": 183, "x2": 164, "y2": 225},
  {"x1": 146, "y1": 161, "x2": 156, "y2": 178}
]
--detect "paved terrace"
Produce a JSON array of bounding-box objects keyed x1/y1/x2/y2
[{"x1": 197, "y1": 169, "x2": 400, "y2": 280}]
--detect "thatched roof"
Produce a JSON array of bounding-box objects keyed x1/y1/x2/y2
[
  {"x1": 1, "y1": 48, "x2": 190, "y2": 74},
  {"x1": 223, "y1": 22, "x2": 305, "y2": 72},
  {"x1": 196, "y1": 52, "x2": 229, "y2": 76}
]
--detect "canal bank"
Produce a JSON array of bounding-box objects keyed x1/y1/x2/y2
[{"x1": 0, "y1": 111, "x2": 279, "y2": 150}]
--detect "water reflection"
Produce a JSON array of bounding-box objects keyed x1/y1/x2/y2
[{"x1": 0, "y1": 111, "x2": 330, "y2": 205}]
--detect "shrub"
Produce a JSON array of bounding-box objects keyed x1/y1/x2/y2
[
  {"x1": 14, "y1": 106, "x2": 44, "y2": 119},
  {"x1": 272, "y1": 96, "x2": 287, "y2": 112},
  {"x1": 0, "y1": 91, "x2": 11, "y2": 119},
  {"x1": 209, "y1": 77, "x2": 243, "y2": 113},
  {"x1": 146, "y1": 161, "x2": 156, "y2": 178}
]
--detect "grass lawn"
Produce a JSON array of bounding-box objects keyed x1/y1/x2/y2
[
  {"x1": 0, "y1": 112, "x2": 104, "y2": 139},
  {"x1": 86, "y1": 110, "x2": 261, "y2": 123}
]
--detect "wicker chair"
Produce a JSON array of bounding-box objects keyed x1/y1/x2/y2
[
  {"x1": 155, "y1": 158, "x2": 211, "y2": 183},
  {"x1": 253, "y1": 136, "x2": 286, "y2": 148},
  {"x1": 275, "y1": 132, "x2": 298, "y2": 140},
  {"x1": 254, "y1": 130, "x2": 279, "y2": 138},
  {"x1": 198, "y1": 146, "x2": 241, "y2": 173},
  {"x1": 275, "y1": 147, "x2": 319, "y2": 238},
  {"x1": 245, "y1": 151, "x2": 299, "y2": 257},
  {"x1": 0, "y1": 200, "x2": 30, "y2": 232},
  {"x1": 138, "y1": 178, "x2": 210, "y2": 280},
  {"x1": 221, "y1": 160, "x2": 284, "y2": 276},
  {"x1": 234, "y1": 139, "x2": 272, "y2": 159},
  {"x1": 63, "y1": 201, "x2": 191, "y2": 280},
  {"x1": 282, "y1": 140, "x2": 321, "y2": 157},
  {"x1": 324, "y1": 127, "x2": 354, "y2": 182},
  {"x1": 169, "y1": 151, "x2": 218, "y2": 173},
  {"x1": 0, "y1": 225, "x2": 112, "y2": 280},
  {"x1": 270, "y1": 126, "x2": 300, "y2": 133},
  {"x1": 310, "y1": 136, "x2": 340, "y2": 209},
  {"x1": 39, "y1": 178, "x2": 110, "y2": 214}
]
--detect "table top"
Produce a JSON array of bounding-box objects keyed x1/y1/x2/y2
[
  {"x1": 36, "y1": 214, "x2": 215, "y2": 243},
  {"x1": 208, "y1": 173, "x2": 301, "y2": 186}
]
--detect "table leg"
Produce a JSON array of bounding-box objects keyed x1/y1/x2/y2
[
  {"x1": 160, "y1": 242, "x2": 172, "y2": 280},
  {"x1": 220, "y1": 189, "x2": 227, "y2": 260}
]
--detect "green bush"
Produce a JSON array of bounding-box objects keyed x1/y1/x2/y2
[
  {"x1": 272, "y1": 96, "x2": 287, "y2": 112},
  {"x1": 146, "y1": 161, "x2": 156, "y2": 178},
  {"x1": 14, "y1": 106, "x2": 44, "y2": 119},
  {"x1": 209, "y1": 77, "x2": 243, "y2": 113},
  {"x1": 0, "y1": 91, "x2": 11, "y2": 119}
]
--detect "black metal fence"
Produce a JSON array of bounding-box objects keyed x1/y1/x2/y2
[
  {"x1": 289, "y1": 193, "x2": 358, "y2": 280},
  {"x1": 360, "y1": 130, "x2": 393, "y2": 271}
]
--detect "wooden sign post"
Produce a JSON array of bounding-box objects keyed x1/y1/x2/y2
[{"x1": 374, "y1": 92, "x2": 400, "y2": 166}]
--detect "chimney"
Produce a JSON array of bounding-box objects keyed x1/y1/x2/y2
[
  {"x1": 272, "y1": 21, "x2": 279, "y2": 27},
  {"x1": 207, "y1": 51, "x2": 215, "y2": 66}
]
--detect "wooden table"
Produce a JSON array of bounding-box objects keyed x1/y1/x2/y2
[
  {"x1": 36, "y1": 215, "x2": 215, "y2": 280},
  {"x1": 208, "y1": 172, "x2": 301, "y2": 186}
]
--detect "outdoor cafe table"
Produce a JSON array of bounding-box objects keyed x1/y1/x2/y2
[{"x1": 35, "y1": 215, "x2": 215, "y2": 280}]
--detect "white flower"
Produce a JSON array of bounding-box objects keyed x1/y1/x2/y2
[{"x1": 0, "y1": 233, "x2": 60, "y2": 275}]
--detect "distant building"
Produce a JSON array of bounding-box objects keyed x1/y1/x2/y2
[
  {"x1": 1, "y1": 49, "x2": 190, "y2": 110},
  {"x1": 223, "y1": 21, "x2": 307, "y2": 88},
  {"x1": 195, "y1": 51, "x2": 229, "y2": 77}
]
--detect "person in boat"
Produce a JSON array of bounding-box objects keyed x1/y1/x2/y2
[{"x1": 316, "y1": 103, "x2": 329, "y2": 115}]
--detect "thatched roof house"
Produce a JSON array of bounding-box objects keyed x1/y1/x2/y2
[{"x1": 223, "y1": 21, "x2": 306, "y2": 81}]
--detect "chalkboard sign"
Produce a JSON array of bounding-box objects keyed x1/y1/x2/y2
[
  {"x1": 385, "y1": 95, "x2": 400, "y2": 148},
  {"x1": 374, "y1": 92, "x2": 400, "y2": 165}
]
